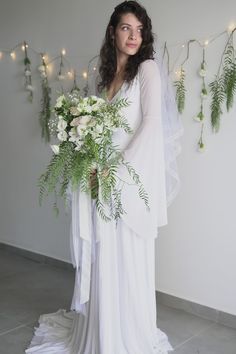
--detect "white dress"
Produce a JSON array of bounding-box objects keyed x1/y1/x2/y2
[{"x1": 26, "y1": 60, "x2": 174, "y2": 354}]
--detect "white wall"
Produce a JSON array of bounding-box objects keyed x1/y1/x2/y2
[{"x1": 0, "y1": 0, "x2": 236, "y2": 315}]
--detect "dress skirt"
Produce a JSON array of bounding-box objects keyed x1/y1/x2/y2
[{"x1": 26, "y1": 201, "x2": 173, "y2": 354}]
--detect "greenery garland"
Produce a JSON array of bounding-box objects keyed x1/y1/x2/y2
[
  {"x1": 39, "y1": 54, "x2": 52, "y2": 143},
  {"x1": 209, "y1": 28, "x2": 236, "y2": 132}
]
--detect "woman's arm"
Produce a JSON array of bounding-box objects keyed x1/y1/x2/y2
[{"x1": 117, "y1": 59, "x2": 168, "y2": 239}]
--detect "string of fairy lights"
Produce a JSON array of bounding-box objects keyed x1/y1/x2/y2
[{"x1": 0, "y1": 21, "x2": 235, "y2": 150}]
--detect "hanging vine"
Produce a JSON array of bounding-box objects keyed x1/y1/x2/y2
[
  {"x1": 23, "y1": 41, "x2": 34, "y2": 102},
  {"x1": 38, "y1": 54, "x2": 52, "y2": 143}
]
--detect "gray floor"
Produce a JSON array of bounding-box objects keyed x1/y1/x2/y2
[{"x1": 0, "y1": 249, "x2": 236, "y2": 354}]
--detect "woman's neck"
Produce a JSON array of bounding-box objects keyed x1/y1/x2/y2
[{"x1": 116, "y1": 52, "x2": 128, "y2": 75}]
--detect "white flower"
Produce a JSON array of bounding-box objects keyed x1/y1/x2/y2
[
  {"x1": 57, "y1": 74, "x2": 65, "y2": 81},
  {"x1": 79, "y1": 115, "x2": 92, "y2": 125},
  {"x1": 38, "y1": 65, "x2": 46, "y2": 73},
  {"x1": 87, "y1": 106, "x2": 93, "y2": 113},
  {"x1": 199, "y1": 69, "x2": 207, "y2": 77},
  {"x1": 68, "y1": 128, "x2": 78, "y2": 143},
  {"x1": 57, "y1": 131, "x2": 68, "y2": 141},
  {"x1": 40, "y1": 72, "x2": 47, "y2": 79},
  {"x1": 77, "y1": 124, "x2": 87, "y2": 136},
  {"x1": 193, "y1": 112, "x2": 204, "y2": 122},
  {"x1": 70, "y1": 106, "x2": 81, "y2": 116},
  {"x1": 200, "y1": 90, "x2": 208, "y2": 99},
  {"x1": 198, "y1": 143, "x2": 205, "y2": 153},
  {"x1": 50, "y1": 145, "x2": 60, "y2": 154},
  {"x1": 90, "y1": 95, "x2": 99, "y2": 101},
  {"x1": 95, "y1": 124, "x2": 103, "y2": 134},
  {"x1": 55, "y1": 95, "x2": 65, "y2": 108},
  {"x1": 90, "y1": 96, "x2": 105, "y2": 105},
  {"x1": 57, "y1": 119, "x2": 67, "y2": 131},
  {"x1": 26, "y1": 84, "x2": 34, "y2": 92},
  {"x1": 25, "y1": 70, "x2": 31, "y2": 76},
  {"x1": 74, "y1": 139, "x2": 84, "y2": 151}
]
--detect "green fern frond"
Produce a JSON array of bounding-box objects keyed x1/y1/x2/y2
[
  {"x1": 209, "y1": 75, "x2": 225, "y2": 133},
  {"x1": 174, "y1": 67, "x2": 186, "y2": 114},
  {"x1": 223, "y1": 43, "x2": 236, "y2": 111}
]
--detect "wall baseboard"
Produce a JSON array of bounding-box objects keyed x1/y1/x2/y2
[{"x1": 1, "y1": 241, "x2": 236, "y2": 330}]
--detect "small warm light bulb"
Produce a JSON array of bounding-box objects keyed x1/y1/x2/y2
[
  {"x1": 83, "y1": 71, "x2": 88, "y2": 79},
  {"x1": 0, "y1": 52, "x2": 2, "y2": 59},
  {"x1": 204, "y1": 40, "x2": 209, "y2": 47},
  {"x1": 93, "y1": 66, "x2": 97, "y2": 71},
  {"x1": 227, "y1": 23, "x2": 235, "y2": 34},
  {"x1": 21, "y1": 43, "x2": 28, "y2": 51},
  {"x1": 10, "y1": 51, "x2": 16, "y2": 60},
  {"x1": 67, "y1": 71, "x2": 73, "y2": 77},
  {"x1": 61, "y1": 49, "x2": 66, "y2": 56},
  {"x1": 175, "y1": 70, "x2": 181, "y2": 79},
  {"x1": 46, "y1": 64, "x2": 52, "y2": 74},
  {"x1": 182, "y1": 44, "x2": 185, "y2": 48}
]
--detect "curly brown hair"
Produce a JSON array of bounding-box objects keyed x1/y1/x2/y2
[{"x1": 97, "y1": 1, "x2": 156, "y2": 94}]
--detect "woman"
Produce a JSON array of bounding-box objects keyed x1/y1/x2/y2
[{"x1": 26, "y1": 1, "x2": 175, "y2": 353}]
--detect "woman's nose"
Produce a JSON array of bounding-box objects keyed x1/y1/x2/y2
[{"x1": 129, "y1": 31, "x2": 136, "y2": 39}]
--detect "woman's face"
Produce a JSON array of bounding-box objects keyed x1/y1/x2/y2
[{"x1": 112, "y1": 13, "x2": 143, "y2": 59}]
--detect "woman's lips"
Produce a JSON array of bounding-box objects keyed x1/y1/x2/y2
[{"x1": 126, "y1": 43, "x2": 137, "y2": 48}]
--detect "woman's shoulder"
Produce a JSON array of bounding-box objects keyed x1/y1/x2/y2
[{"x1": 138, "y1": 59, "x2": 160, "y2": 80}]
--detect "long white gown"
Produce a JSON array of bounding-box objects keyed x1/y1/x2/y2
[{"x1": 26, "y1": 59, "x2": 174, "y2": 353}]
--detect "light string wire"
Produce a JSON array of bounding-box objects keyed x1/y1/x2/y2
[{"x1": 1, "y1": 25, "x2": 235, "y2": 82}]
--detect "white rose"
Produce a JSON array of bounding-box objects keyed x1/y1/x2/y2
[
  {"x1": 55, "y1": 95, "x2": 65, "y2": 108},
  {"x1": 70, "y1": 106, "x2": 81, "y2": 116},
  {"x1": 57, "y1": 131, "x2": 68, "y2": 141},
  {"x1": 50, "y1": 145, "x2": 60, "y2": 154},
  {"x1": 57, "y1": 119, "x2": 67, "y2": 131},
  {"x1": 79, "y1": 115, "x2": 92, "y2": 125}
]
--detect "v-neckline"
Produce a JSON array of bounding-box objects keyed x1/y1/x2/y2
[{"x1": 105, "y1": 81, "x2": 125, "y2": 103}]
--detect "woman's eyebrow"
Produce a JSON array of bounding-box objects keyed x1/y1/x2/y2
[{"x1": 120, "y1": 23, "x2": 143, "y2": 27}]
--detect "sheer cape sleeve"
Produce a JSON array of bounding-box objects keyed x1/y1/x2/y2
[{"x1": 117, "y1": 59, "x2": 167, "y2": 240}]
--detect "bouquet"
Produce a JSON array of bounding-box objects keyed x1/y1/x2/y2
[{"x1": 39, "y1": 90, "x2": 149, "y2": 222}]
